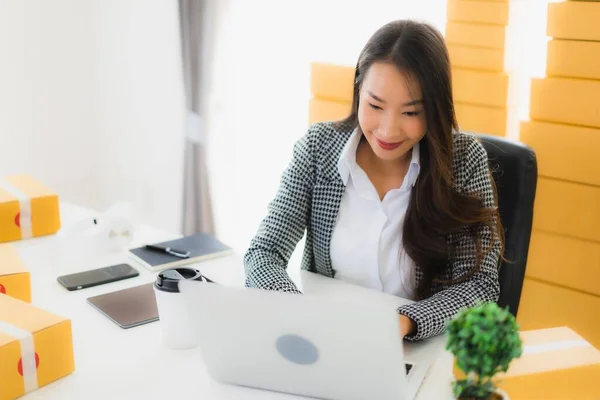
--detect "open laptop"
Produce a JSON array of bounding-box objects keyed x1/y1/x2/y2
[{"x1": 179, "y1": 279, "x2": 441, "y2": 400}]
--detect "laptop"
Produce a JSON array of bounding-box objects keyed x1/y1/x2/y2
[{"x1": 179, "y1": 279, "x2": 441, "y2": 400}]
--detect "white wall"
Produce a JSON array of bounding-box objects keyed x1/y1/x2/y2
[
  {"x1": 0, "y1": 0, "x2": 185, "y2": 233},
  {"x1": 505, "y1": 0, "x2": 552, "y2": 140},
  {"x1": 0, "y1": 0, "x2": 550, "y2": 257}
]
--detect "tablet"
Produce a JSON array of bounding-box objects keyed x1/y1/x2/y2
[{"x1": 87, "y1": 282, "x2": 159, "y2": 329}]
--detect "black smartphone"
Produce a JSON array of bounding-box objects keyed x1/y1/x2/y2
[{"x1": 57, "y1": 263, "x2": 139, "y2": 291}]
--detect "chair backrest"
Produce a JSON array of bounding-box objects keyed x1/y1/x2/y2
[{"x1": 477, "y1": 134, "x2": 538, "y2": 316}]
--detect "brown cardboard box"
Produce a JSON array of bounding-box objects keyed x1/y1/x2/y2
[
  {"x1": 464, "y1": 327, "x2": 600, "y2": 399},
  {"x1": 446, "y1": 21, "x2": 506, "y2": 50},
  {"x1": 455, "y1": 103, "x2": 507, "y2": 137},
  {"x1": 530, "y1": 78, "x2": 600, "y2": 128},
  {"x1": 452, "y1": 68, "x2": 509, "y2": 108},
  {"x1": 0, "y1": 175, "x2": 61, "y2": 243},
  {"x1": 0, "y1": 244, "x2": 31, "y2": 303},
  {"x1": 447, "y1": 0, "x2": 509, "y2": 25},
  {"x1": 0, "y1": 294, "x2": 75, "y2": 400},
  {"x1": 454, "y1": 327, "x2": 600, "y2": 398},
  {"x1": 497, "y1": 327, "x2": 600, "y2": 398},
  {"x1": 448, "y1": 45, "x2": 504, "y2": 72},
  {"x1": 546, "y1": 40, "x2": 600, "y2": 81},
  {"x1": 547, "y1": 1, "x2": 600, "y2": 41}
]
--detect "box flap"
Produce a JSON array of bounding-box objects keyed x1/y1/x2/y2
[
  {"x1": 0, "y1": 294, "x2": 66, "y2": 335},
  {"x1": 504, "y1": 327, "x2": 600, "y2": 377},
  {"x1": 0, "y1": 331, "x2": 18, "y2": 347},
  {"x1": 5, "y1": 175, "x2": 57, "y2": 199},
  {"x1": 0, "y1": 185, "x2": 17, "y2": 203},
  {"x1": 519, "y1": 326, "x2": 581, "y2": 345},
  {"x1": 0, "y1": 244, "x2": 28, "y2": 276}
]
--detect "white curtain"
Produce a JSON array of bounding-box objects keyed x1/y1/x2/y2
[{"x1": 179, "y1": 0, "x2": 226, "y2": 235}]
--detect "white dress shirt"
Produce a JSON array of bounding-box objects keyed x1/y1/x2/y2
[{"x1": 329, "y1": 129, "x2": 420, "y2": 300}]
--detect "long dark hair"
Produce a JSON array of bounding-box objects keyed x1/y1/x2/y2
[{"x1": 336, "y1": 20, "x2": 504, "y2": 299}]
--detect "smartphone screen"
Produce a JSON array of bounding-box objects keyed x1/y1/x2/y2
[{"x1": 57, "y1": 263, "x2": 139, "y2": 291}]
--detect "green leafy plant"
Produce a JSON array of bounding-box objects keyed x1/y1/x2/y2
[{"x1": 446, "y1": 302, "x2": 523, "y2": 400}]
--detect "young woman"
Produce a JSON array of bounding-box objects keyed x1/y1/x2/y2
[{"x1": 243, "y1": 20, "x2": 503, "y2": 342}]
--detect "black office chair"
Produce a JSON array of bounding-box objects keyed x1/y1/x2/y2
[{"x1": 476, "y1": 134, "x2": 538, "y2": 317}]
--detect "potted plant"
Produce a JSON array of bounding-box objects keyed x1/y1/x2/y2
[{"x1": 446, "y1": 302, "x2": 523, "y2": 400}]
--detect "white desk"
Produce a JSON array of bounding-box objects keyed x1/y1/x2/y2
[{"x1": 13, "y1": 202, "x2": 455, "y2": 400}]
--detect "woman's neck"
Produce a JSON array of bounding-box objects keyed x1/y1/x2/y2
[{"x1": 356, "y1": 137, "x2": 412, "y2": 178}]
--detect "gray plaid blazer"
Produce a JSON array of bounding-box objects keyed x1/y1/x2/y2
[{"x1": 244, "y1": 121, "x2": 501, "y2": 341}]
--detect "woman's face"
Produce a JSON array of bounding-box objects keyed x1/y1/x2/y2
[{"x1": 357, "y1": 62, "x2": 427, "y2": 163}]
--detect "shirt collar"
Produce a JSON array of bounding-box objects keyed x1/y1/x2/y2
[{"x1": 337, "y1": 127, "x2": 421, "y2": 188}]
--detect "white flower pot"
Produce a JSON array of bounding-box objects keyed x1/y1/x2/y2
[
  {"x1": 494, "y1": 388, "x2": 509, "y2": 400},
  {"x1": 455, "y1": 388, "x2": 509, "y2": 400}
]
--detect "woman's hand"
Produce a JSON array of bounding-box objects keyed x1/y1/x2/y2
[{"x1": 398, "y1": 314, "x2": 416, "y2": 338}]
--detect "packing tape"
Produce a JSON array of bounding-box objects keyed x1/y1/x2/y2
[
  {"x1": 0, "y1": 320, "x2": 38, "y2": 392},
  {"x1": 0, "y1": 179, "x2": 33, "y2": 239},
  {"x1": 522, "y1": 339, "x2": 590, "y2": 355}
]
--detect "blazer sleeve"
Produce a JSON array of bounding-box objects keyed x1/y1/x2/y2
[
  {"x1": 398, "y1": 138, "x2": 501, "y2": 341},
  {"x1": 243, "y1": 126, "x2": 318, "y2": 293}
]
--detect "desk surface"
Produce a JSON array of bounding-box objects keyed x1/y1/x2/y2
[{"x1": 13, "y1": 202, "x2": 455, "y2": 400}]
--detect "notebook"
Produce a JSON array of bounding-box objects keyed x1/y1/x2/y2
[{"x1": 128, "y1": 232, "x2": 233, "y2": 272}]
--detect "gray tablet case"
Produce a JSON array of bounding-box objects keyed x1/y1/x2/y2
[{"x1": 87, "y1": 283, "x2": 158, "y2": 329}]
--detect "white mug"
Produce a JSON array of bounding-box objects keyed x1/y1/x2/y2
[{"x1": 154, "y1": 268, "x2": 205, "y2": 349}]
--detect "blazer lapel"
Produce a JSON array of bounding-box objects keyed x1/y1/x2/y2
[
  {"x1": 313, "y1": 178, "x2": 345, "y2": 278},
  {"x1": 312, "y1": 132, "x2": 351, "y2": 278}
]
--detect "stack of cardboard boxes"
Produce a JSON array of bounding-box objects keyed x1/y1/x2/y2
[
  {"x1": 445, "y1": 0, "x2": 511, "y2": 137},
  {"x1": 0, "y1": 175, "x2": 74, "y2": 400},
  {"x1": 519, "y1": 0, "x2": 600, "y2": 350}
]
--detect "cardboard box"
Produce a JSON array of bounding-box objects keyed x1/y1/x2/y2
[
  {"x1": 453, "y1": 327, "x2": 600, "y2": 399},
  {"x1": 533, "y1": 178, "x2": 600, "y2": 243},
  {"x1": 517, "y1": 280, "x2": 600, "y2": 350},
  {"x1": 520, "y1": 121, "x2": 600, "y2": 186},
  {"x1": 448, "y1": 45, "x2": 504, "y2": 72},
  {"x1": 445, "y1": 22, "x2": 506, "y2": 50},
  {"x1": 0, "y1": 244, "x2": 31, "y2": 303},
  {"x1": 547, "y1": 1, "x2": 600, "y2": 41},
  {"x1": 309, "y1": 98, "x2": 351, "y2": 125},
  {"x1": 452, "y1": 68, "x2": 509, "y2": 108},
  {"x1": 530, "y1": 78, "x2": 600, "y2": 129},
  {"x1": 0, "y1": 175, "x2": 61, "y2": 243},
  {"x1": 0, "y1": 294, "x2": 74, "y2": 400},
  {"x1": 526, "y1": 232, "x2": 600, "y2": 298},
  {"x1": 497, "y1": 327, "x2": 600, "y2": 399},
  {"x1": 455, "y1": 103, "x2": 507, "y2": 137},
  {"x1": 310, "y1": 63, "x2": 354, "y2": 103},
  {"x1": 447, "y1": 0, "x2": 509, "y2": 25},
  {"x1": 547, "y1": 40, "x2": 600, "y2": 81}
]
